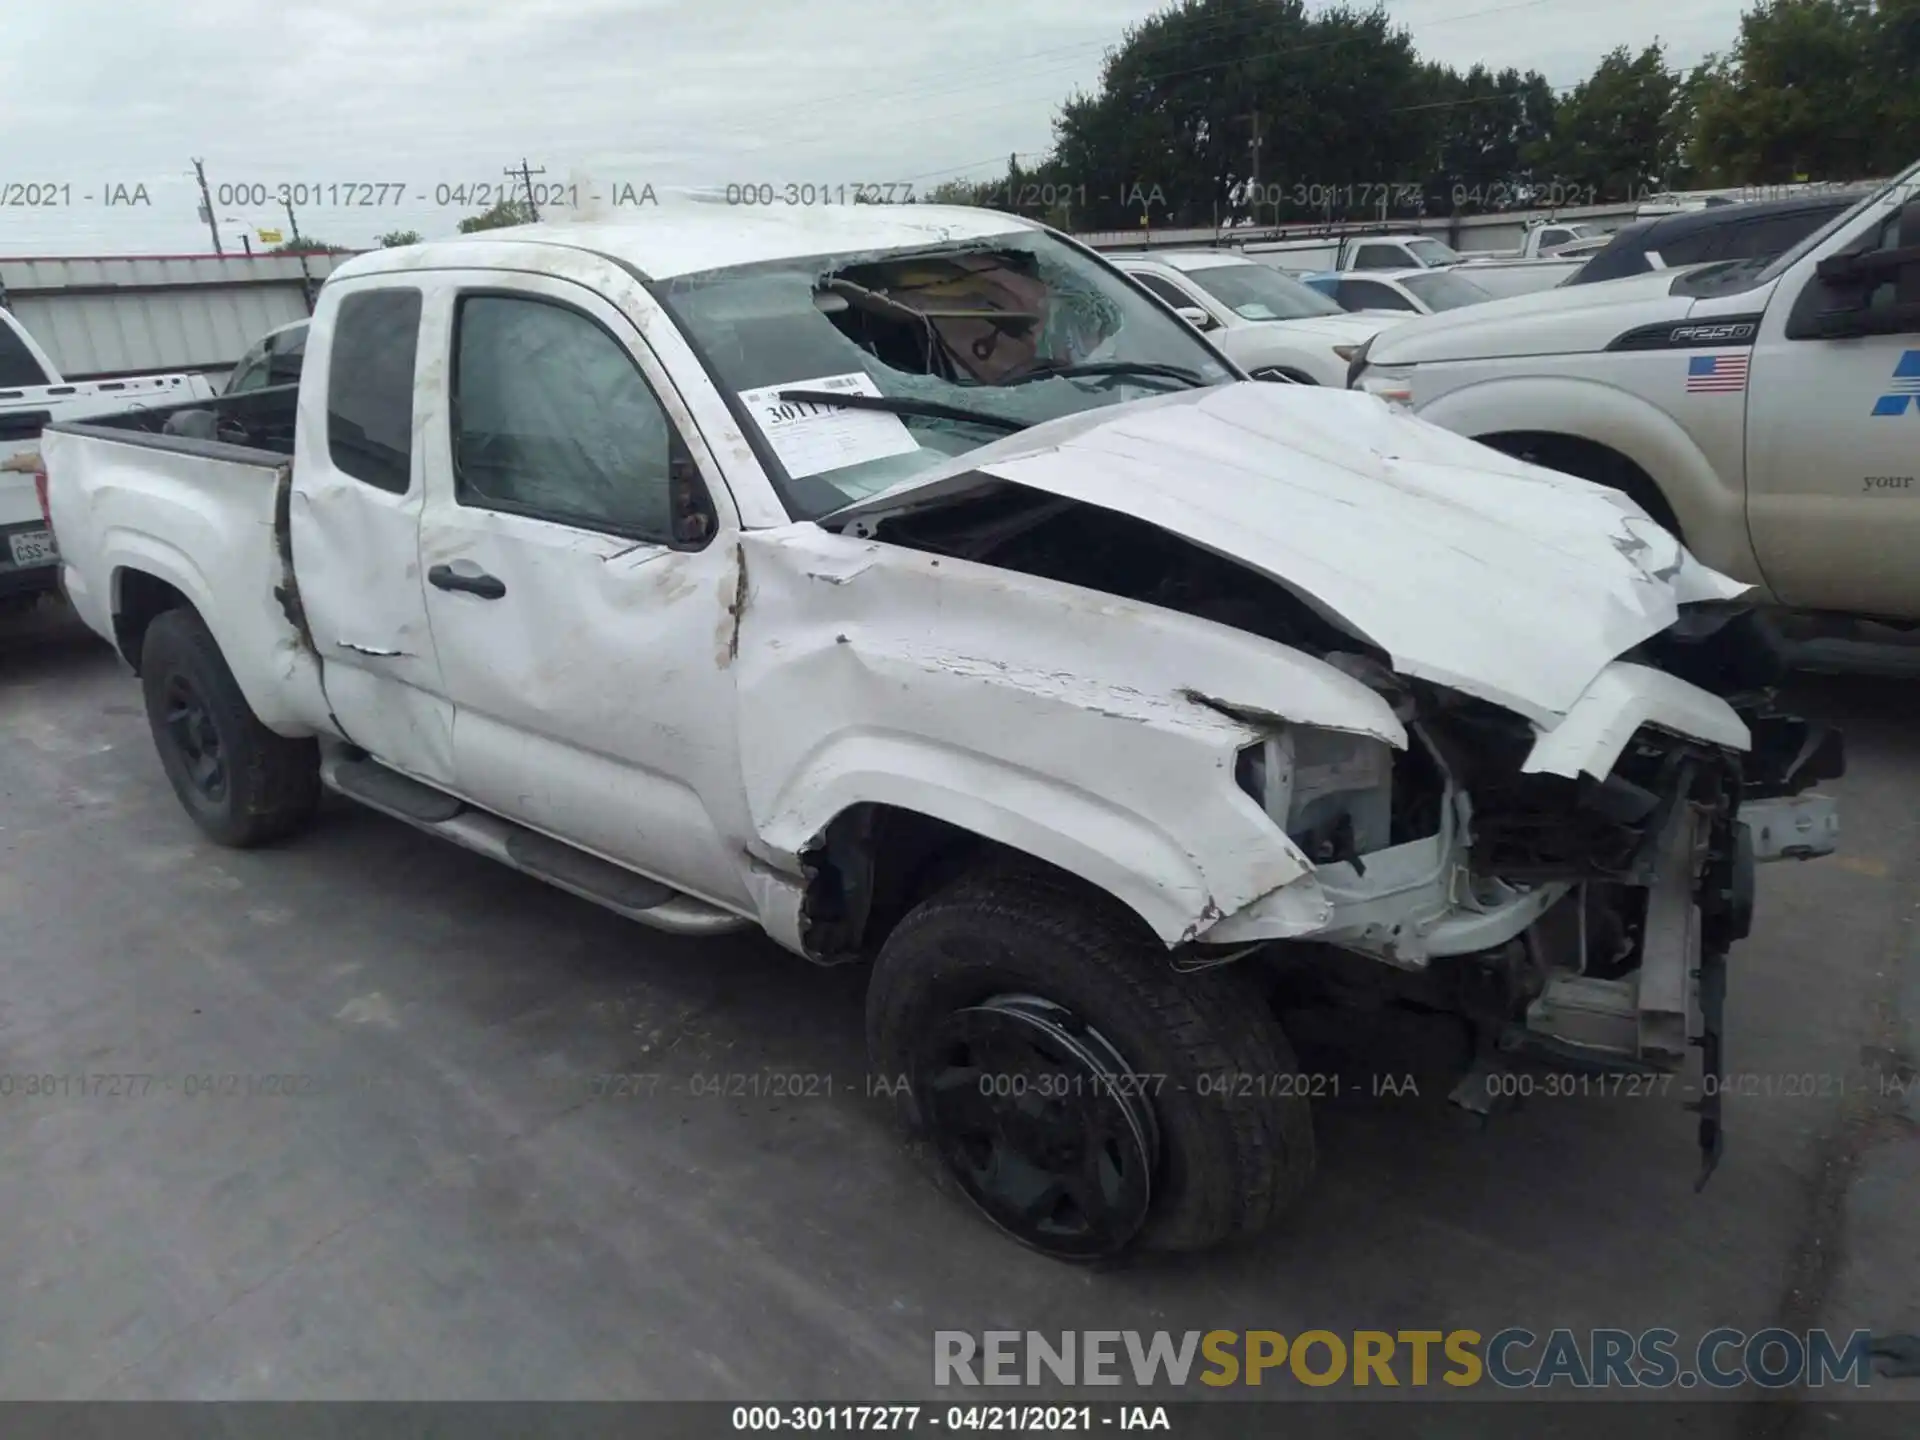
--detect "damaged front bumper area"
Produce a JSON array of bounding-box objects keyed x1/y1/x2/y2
[{"x1": 1194, "y1": 638, "x2": 1843, "y2": 1183}]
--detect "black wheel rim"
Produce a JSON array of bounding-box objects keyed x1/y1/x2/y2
[
  {"x1": 915, "y1": 995, "x2": 1157, "y2": 1259},
  {"x1": 162, "y1": 673, "x2": 227, "y2": 802}
]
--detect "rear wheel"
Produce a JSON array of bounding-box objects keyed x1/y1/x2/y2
[
  {"x1": 867, "y1": 864, "x2": 1315, "y2": 1259},
  {"x1": 139, "y1": 607, "x2": 320, "y2": 847}
]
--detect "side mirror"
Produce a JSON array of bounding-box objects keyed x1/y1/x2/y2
[
  {"x1": 668, "y1": 441, "x2": 717, "y2": 550},
  {"x1": 1174, "y1": 305, "x2": 1216, "y2": 331},
  {"x1": 1815, "y1": 197, "x2": 1920, "y2": 287},
  {"x1": 1797, "y1": 196, "x2": 1920, "y2": 338}
]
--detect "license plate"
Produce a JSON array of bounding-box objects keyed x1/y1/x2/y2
[{"x1": 7, "y1": 528, "x2": 54, "y2": 567}]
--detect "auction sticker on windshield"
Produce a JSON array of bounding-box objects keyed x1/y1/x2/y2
[{"x1": 738, "y1": 372, "x2": 921, "y2": 479}]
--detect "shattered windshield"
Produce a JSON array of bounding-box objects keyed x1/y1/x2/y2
[{"x1": 652, "y1": 231, "x2": 1239, "y2": 521}]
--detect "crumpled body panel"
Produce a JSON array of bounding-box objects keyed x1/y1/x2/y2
[
  {"x1": 831, "y1": 382, "x2": 1749, "y2": 727},
  {"x1": 734, "y1": 525, "x2": 1404, "y2": 945}
]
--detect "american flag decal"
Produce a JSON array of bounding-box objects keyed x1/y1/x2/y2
[{"x1": 1685, "y1": 353, "x2": 1749, "y2": 393}]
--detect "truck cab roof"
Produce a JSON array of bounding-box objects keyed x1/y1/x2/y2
[{"x1": 330, "y1": 204, "x2": 1043, "y2": 285}]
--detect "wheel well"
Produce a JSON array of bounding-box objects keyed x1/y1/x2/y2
[
  {"x1": 113, "y1": 570, "x2": 191, "y2": 673},
  {"x1": 797, "y1": 804, "x2": 1161, "y2": 964},
  {"x1": 1474, "y1": 430, "x2": 1683, "y2": 541}
]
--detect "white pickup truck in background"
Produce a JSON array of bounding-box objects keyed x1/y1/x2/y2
[
  {"x1": 41, "y1": 205, "x2": 1838, "y2": 1258},
  {"x1": 1351, "y1": 156, "x2": 1920, "y2": 628},
  {"x1": 1476, "y1": 220, "x2": 1610, "y2": 260},
  {"x1": 0, "y1": 305, "x2": 217, "y2": 608},
  {"x1": 1242, "y1": 230, "x2": 1584, "y2": 298}
]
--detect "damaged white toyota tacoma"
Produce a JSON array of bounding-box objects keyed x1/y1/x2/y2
[{"x1": 40, "y1": 204, "x2": 1842, "y2": 1260}]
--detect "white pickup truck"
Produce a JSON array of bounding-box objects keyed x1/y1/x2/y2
[
  {"x1": 1244, "y1": 231, "x2": 1582, "y2": 298},
  {"x1": 0, "y1": 306, "x2": 218, "y2": 607},
  {"x1": 42, "y1": 205, "x2": 1839, "y2": 1258},
  {"x1": 1476, "y1": 220, "x2": 1609, "y2": 260},
  {"x1": 1351, "y1": 158, "x2": 1920, "y2": 626}
]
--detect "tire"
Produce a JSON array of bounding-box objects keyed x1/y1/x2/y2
[
  {"x1": 867, "y1": 863, "x2": 1315, "y2": 1258},
  {"x1": 139, "y1": 607, "x2": 320, "y2": 847}
]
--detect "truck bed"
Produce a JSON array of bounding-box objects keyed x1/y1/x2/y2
[{"x1": 40, "y1": 401, "x2": 329, "y2": 735}]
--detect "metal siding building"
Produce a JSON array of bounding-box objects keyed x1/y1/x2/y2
[{"x1": 0, "y1": 253, "x2": 352, "y2": 381}]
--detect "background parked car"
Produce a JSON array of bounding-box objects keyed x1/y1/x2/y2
[
  {"x1": 1301, "y1": 268, "x2": 1495, "y2": 316},
  {"x1": 1110, "y1": 250, "x2": 1400, "y2": 384},
  {"x1": 1563, "y1": 194, "x2": 1855, "y2": 286},
  {"x1": 222, "y1": 319, "x2": 309, "y2": 394}
]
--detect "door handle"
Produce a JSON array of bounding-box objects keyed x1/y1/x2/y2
[{"x1": 428, "y1": 564, "x2": 506, "y2": 599}]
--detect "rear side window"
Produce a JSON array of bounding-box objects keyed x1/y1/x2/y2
[
  {"x1": 327, "y1": 290, "x2": 421, "y2": 493},
  {"x1": 1351, "y1": 245, "x2": 1404, "y2": 270},
  {"x1": 0, "y1": 319, "x2": 52, "y2": 388},
  {"x1": 1338, "y1": 279, "x2": 1413, "y2": 311},
  {"x1": 267, "y1": 324, "x2": 308, "y2": 386},
  {"x1": 1130, "y1": 271, "x2": 1196, "y2": 309},
  {"x1": 224, "y1": 339, "x2": 271, "y2": 395}
]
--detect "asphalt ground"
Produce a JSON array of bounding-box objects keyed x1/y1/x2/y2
[{"x1": 2, "y1": 596, "x2": 1914, "y2": 1435}]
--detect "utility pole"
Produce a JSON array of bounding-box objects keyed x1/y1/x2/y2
[
  {"x1": 284, "y1": 197, "x2": 316, "y2": 314},
  {"x1": 507, "y1": 159, "x2": 546, "y2": 221},
  {"x1": 192, "y1": 157, "x2": 224, "y2": 255},
  {"x1": 1244, "y1": 111, "x2": 1263, "y2": 226}
]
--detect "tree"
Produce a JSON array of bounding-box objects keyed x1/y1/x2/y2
[
  {"x1": 457, "y1": 198, "x2": 537, "y2": 233},
  {"x1": 1048, "y1": 0, "x2": 1451, "y2": 229},
  {"x1": 1525, "y1": 45, "x2": 1683, "y2": 204},
  {"x1": 378, "y1": 228, "x2": 423, "y2": 247},
  {"x1": 1428, "y1": 64, "x2": 1558, "y2": 212},
  {"x1": 922, "y1": 179, "x2": 992, "y2": 206},
  {"x1": 1688, "y1": 1, "x2": 1916, "y2": 183},
  {"x1": 269, "y1": 236, "x2": 352, "y2": 254}
]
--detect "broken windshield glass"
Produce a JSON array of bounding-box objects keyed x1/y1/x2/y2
[{"x1": 652, "y1": 230, "x2": 1239, "y2": 520}]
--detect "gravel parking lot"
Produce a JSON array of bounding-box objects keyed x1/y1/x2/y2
[{"x1": 2, "y1": 596, "x2": 1915, "y2": 1432}]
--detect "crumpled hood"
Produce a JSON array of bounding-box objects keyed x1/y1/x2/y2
[
  {"x1": 1365, "y1": 268, "x2": 1705, "y2": 365},
  {"x1": 828, "y1": 382, "x2": 1748, "y2": 726}
]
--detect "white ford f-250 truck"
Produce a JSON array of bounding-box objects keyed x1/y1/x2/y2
[
  {"x1": 41, "y1": 204, "x2": 1840, "y2": 1259},
  {"x1": 1350, "y1": 158, "x2": 1920, "y2": 627},
  {"x1": 0, "y1": 306, "x2": 217, "y2": 607}
]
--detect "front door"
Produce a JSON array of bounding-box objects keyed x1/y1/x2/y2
[
  {"x1": 411, "y1": 271, "x2": 752, "y2": 910},
  {"x1": 1746, "y1": 191, "x2": 1920, "y2": 617}
]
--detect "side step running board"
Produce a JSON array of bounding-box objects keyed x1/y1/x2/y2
[{"x1": 322, "y1": 753, "x2": 750, "y2": 937}]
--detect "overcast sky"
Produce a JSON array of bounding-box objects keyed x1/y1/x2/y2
[{"x1": 1, "y1": 0, "x2": 1749, "y2": 254}]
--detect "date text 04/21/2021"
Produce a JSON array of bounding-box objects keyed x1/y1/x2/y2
[{"x1": 205, "y1": 181, "x2": 662, "y2": 210}]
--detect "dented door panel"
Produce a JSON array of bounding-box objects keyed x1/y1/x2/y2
[{"x1": 410, "y1": 270, "x2": 756, "y2": 911}]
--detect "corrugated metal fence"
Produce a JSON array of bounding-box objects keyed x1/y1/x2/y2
[{"x1": 0, "y1": 252, "x2": 353, "y2": 382}]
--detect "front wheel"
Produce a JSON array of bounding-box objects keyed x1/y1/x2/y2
[
  {"x1": 139, "y1": 607, "x2": 320, "y2": 847},
  {"x1": 866, "y1": 865, "x2": 1315, "y2": 1259}
]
